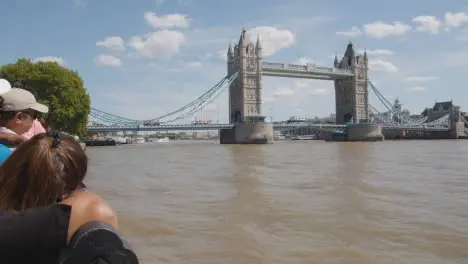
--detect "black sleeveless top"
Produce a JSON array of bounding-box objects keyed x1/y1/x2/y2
[
  {"x1": 0, "y1": 184, "x2": 138, "y2": 264},
  {"x1": 0, "y1": 204, "x2": 71, "y2": 264}
]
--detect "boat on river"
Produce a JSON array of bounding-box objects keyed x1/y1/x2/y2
[
  {"x1": 157, "y1": 137, "x2": 170, "y2": 143},
  {"x1": 291, "y1": 135, "x2": 318, "y2": 140}
]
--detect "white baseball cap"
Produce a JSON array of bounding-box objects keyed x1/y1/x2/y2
[
  {"x1": 0, "y1": 88, "x2": 49, "y2": 113},
  {"x1": 0, "y1": 79, "x2": 12, "y2": 94}
]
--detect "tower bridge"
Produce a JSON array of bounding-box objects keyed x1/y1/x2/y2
[
  {"x1": 88, "y1": 26, "x2": 463, "y2": 142},
  {"x1": 225, "y1": 26, "x2": 369, "y2": 128}
]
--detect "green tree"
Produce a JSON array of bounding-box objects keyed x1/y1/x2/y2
[{"x1": 0, "y1": 59, "x2": 91, "y2": 137}]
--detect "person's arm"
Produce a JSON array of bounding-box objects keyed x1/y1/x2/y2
[
  {"x1": 0, "y1": 132, "x2": 26, "y2": 147},
  {"x1": 57, "y1": 192, "x2": 138, "y2": 264},
  {"x1": 0, "y1": 204, "x2": 71, "y2": 253}
]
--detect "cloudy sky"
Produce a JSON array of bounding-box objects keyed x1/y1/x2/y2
[{"x1": 1, "y1": 0, "x2": 467, "y2": 123}]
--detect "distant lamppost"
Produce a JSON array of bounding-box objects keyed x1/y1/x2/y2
[
  {"x1": 270, "y1": 107, "x2": 273, "y2": 123},
  {"x1": 201, "y1": 106, "x2": 204, "y2": 121},
  {"x1": 217, "y1": 96, "x2": 220, "y2": 123}
]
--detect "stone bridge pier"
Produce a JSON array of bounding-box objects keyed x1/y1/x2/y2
[
  {"x1": 323, "y1": 124, "x2": 383, "y2": 141},
  {"x1": 450, "y1": 106, "x2": 465, "y2": 138}
]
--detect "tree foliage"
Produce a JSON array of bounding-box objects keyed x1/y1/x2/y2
[{"x1": 0, "y1": 59, "x2": 91, "y2": 137}]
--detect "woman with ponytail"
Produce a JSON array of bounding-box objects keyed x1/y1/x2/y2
[
  {"x1": 0, "y1": 132, "x2": 137, "y2": 263},
  {"x1": 0, "y1": 132, "x2": 88, "y2": 211}
]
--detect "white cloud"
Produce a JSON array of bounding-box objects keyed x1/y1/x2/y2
[
  {"x1": 442, "y1": 51, "x2": 468, "y2": 68},
  {"x1": 217, "y1": 50, "x2": 227, "y2": 62},
  {"x1": 128, "y1": 30, "x2": 185, "y2": 59},
  {"x1": 271, "y1": 80, "x2": 330, "y2": 99},
  {"x1": 408, "y1": 86, "x2": 426, "y2": 92},
  {"x1": 456, "y1": 28, "x2": 468, "y2": 41},
  {"x1": 33, "y1": 56, "x2": 66, "y2": 66},
  {"x1": 357, "y1": 49, "x2": 393, "y2": 55},
  {"x1": 199, "y1": 52, "x2": 213, "y2": 60},
  {"x1": 155, "y1": 0, "x2": 164, "y2": 4},
  {"x1": 293, "y1": 80, "x2": 310, "y2": 89},
  {"x1": 73, "y1": 0, "x2": 87, "y2": 8},
  {"x1": 445, "y1": 12, "x2": 468, "y2": 28},
  {"x1": 177, "y1": 0, "x2": 191, "y2": 6},
  {"x1": 363, "y1": 21, "x2": 411, "y2": 38},
  {"x1": 144, "y1": 12, "x2": 190, "y2": 29},
  {"x1": 247, "y1": 26, "x2": 295, "y2": 57},
  {"x1": 310, "y1": 88, "x2": 328, "y2": 95},
  {"x1": 88, "y1": 9, "x2": 467, "y2": 120},
  {"x1": 185, "y1": 61, "x2": 202, "y2": 68},
  {"x1": 368, "y1": 59, "x2": 399, "y2": 72},
  {"x1": 336, "y1": 26, "x2": 362, "y2": 37},
  {"x1": 412, "y1": 16, "x2": 442, "y2": 35},
  {"x1": 403, "y1": 76, "x2": 439, "y2": 82},
  {"x1": 274, "y1": 86, "x2": 295, "y2": 96},
  {"x1": 294, "y1": 57, "x2": 314, "y2": 65},
  {"x1": 149, "y1": 61, "x2": 202, "y2": 71},
  {"x1": 96, "y1": 36, "x2": 125, "y2": 51},
  {"x1": 94, "y1": 55, "x2": 122, "y2": 67}
]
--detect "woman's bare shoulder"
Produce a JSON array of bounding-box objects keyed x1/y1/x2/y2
[
  {"x1": 60, "y1": 191, "x2": 118, "y2": 242},
  {"x1": 84, "y1": 192, "x2": 117, "y2": 226}
]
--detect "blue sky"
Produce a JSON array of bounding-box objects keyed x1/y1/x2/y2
[{"x1": 1, "y1": 0, "x2": 468, "y2": 123}]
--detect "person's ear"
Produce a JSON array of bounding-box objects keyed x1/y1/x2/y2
[{"x1": 14, "y1": 112, "x2": 23, "y2": 121}]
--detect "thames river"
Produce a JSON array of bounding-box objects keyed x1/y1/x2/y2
[{"x1": 85, "y1": 140, "x2": 468, "y2": 264}]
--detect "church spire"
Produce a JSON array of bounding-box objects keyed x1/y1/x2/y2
[
  {"x1": 227, "y1": 42, "x2": 233, "y2": 55},
  {"x1": 238, "y1": 25, "x2": 250, "y2": 47},
  {"x1": 344, "y1": 40, "x2": 355, "y2": 58},
  {"x1": 255, "y1": 33, "x2": 262, "y2": 56}
]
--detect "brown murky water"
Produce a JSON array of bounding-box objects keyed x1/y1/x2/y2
[{"x1": 85, "y1": 140, "x2": 468, "y2": 264}]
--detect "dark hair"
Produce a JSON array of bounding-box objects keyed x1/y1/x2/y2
[
  {"x1": 0, "y1": 111, "x2": 18, "y2": 125},
  {"x1": 0, "y1": 132, "x2": 88, "y2": 211},
  {"x1": 0, "y1": 96, "x2": 17, "y2": 125}
]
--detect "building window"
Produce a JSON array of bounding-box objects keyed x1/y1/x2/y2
[{"x1": 246, "y1": 77, "x2": 256, "y2": 85}]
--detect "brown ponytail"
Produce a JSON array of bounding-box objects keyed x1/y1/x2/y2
[{"x1": 0, "y1": 132, "x2": 87, "y2": 211}]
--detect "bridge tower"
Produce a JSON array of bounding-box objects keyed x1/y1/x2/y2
[
  {"x1": 334, "y1": 42, "x2": 369, "y2": 124},
  {"x1": 227, "y1": 25, "x2": 263, "y2": 124},
  {"x1": 220, "y1": 26, "x2": 273, "y2": 144}
]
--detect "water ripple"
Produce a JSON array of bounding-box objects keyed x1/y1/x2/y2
[{"x1": 86, "y1": 140, "x2": 468, "y2": 264}]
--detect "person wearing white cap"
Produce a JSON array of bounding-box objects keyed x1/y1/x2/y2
[
  {"x1": 1, "y1": 79, "x2": 48, "y2": 140},
  {"x1": 0, "y1": 79, "x2": 49, "y2": 162},
  {"x1": 0, "y1": 84, "x2": 49, "y2": 165},
  {"x1": 0, "y1": 88, "x2": 49, "y2": 135},
  {"x1": 0, "y1": 79, "x2": 26, "y2": 163},
  {"x1": 0, "y1": 79, "x2": 12, "y2": 94}
]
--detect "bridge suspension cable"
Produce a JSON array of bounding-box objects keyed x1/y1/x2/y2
[
  {"x1": 88, "y1": 75, "x2": 451, "y2": 130},
  {"x1": 89, "y1": 72, "x2": 239, "y2": 125},
  {"x1": 156, "y1": 72, "x2": 239, "y2": 123},
  {"x1": 368, "y1": 81, "x2": 394, "y2": 111},
  {"x1": 368, "y1": 81, "x2": 428, "y2": 125}
]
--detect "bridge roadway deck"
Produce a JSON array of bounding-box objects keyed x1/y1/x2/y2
[
  {"x1": 87, "y1": 123, "x2": 450, "y2": 132},
  {"x1": 261, "y1": 62, "x2": 354, "y2": 80}
]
